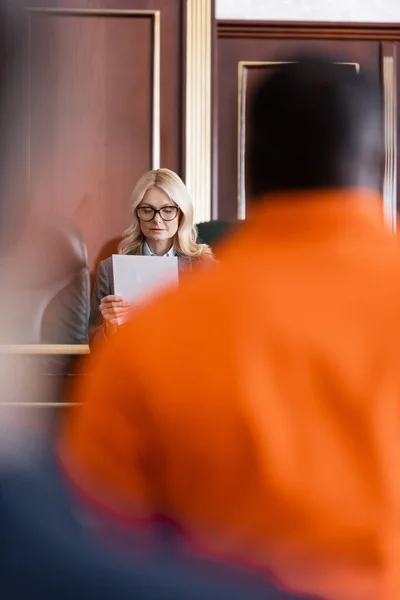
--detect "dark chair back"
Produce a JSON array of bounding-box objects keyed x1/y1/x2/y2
[{"x1": 196, "y1": 220, "x2": 234, "y2": 247}]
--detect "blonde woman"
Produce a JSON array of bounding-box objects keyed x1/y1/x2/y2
[{"x1": 89, "y1": 168, "x2": 213, "y2": 342}]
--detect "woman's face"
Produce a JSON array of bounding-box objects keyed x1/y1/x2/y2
[{"x1": 137, "y1": 188, "x2": 179, "y2": 244}]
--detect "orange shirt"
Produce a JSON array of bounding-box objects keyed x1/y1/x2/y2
[{"x1": 60, "y1": 189, "x2": 400, "y2": 600}]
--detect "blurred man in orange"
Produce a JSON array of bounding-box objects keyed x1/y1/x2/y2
[{"x1": 60, "y1": 57, "x2": 400, "y2": 600}]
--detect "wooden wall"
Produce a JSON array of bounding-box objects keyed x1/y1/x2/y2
[
  {"x1": 24, "y1": 0, "x2": 186, "y2": 272},
  {"x1": 214, "y1": 21, "x2": 400, "y2": 224},
  {"x1": 7, "y1": 10, "x2": 400, "y2": 269}
]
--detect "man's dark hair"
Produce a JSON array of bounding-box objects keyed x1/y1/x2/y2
[{"x1": 248, "y1": 55, "x2": 383, "y2": 197}]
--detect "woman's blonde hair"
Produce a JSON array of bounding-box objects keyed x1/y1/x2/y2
[{"x1": 118, "y1": 168, "x2": 213, "y2": 259}]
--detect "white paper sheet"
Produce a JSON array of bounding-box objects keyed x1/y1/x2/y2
[{"x1": 112, "y1": 254, "x2": 179, "y2": 323}]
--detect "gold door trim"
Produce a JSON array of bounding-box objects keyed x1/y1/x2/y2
[
  {"x1": 382, "y1": 48, "x2": 397, "y2": 233},
  {"x1": 0, "y1": 344, "x2": 89, "y2": 355}
]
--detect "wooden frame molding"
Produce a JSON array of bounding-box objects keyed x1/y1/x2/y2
[
  {"x1": 218, "y1": 20, "x2": 400, "y2": 41},
  {"x1": 382, "y1": 42, "x2": 398, "y2": 233},
  {"x1": 185, "y1": 0, "x2": 213, "y2": 223},
  {"x1": 27, "y1": 7, "x2": 161, "y2": 172},
  {"x1": 0, "y1": 345, "x2": 89, "y2": 355},
  {"x1": 0, "y1": 403, "x2": 80, "y2": 407}
]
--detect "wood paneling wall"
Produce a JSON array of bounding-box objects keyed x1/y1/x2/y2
[
  {"x1": 24, "y1": 1, "x2": 186, "y2": 271},
  {"x1": 215, "y1": 21, "x2": 400, "y2": 223}
]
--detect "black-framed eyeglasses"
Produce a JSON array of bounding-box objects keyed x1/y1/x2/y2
[{"x1": 136, "y1": 205, "x2": 179, "y2": 222}]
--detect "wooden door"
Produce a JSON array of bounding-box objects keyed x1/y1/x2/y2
[{"x1": 215, "y1": 22, "x2": 399, "y2": 224}]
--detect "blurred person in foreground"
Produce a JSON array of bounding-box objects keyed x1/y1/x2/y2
[{"x1": 60, "y1": 56, "x2": 400, "y2": 600}]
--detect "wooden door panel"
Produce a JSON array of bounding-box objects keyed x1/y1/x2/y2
[
  {"x1": 29, "y1": 11, "x2": 154, "y2": 269},
  {"x1": 216, "y1": 33, "x2": 383, "y2": 220},
  {"x1": 25, "y1": 1, "x2": 185, "y2": 272}
]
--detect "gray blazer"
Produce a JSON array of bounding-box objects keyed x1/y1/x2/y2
[{"x1": 89, "y1": 254, "x2": 194, "y2": 344}]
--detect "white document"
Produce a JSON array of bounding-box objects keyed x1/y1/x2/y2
[{"x1": 112, "y1": 254, "x2": 179, "y2": 323}]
